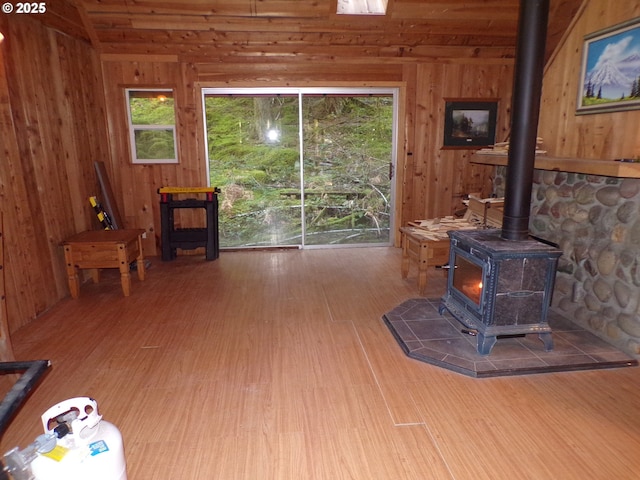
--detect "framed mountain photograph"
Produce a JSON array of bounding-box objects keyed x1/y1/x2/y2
[
  {"x1": 577, "y1": 17, "x2": 640, "y2": 115},
  {"x1": 443, "y1": 100, "x2": 498, "y2": 148}
]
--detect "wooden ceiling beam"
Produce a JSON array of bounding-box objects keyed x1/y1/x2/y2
[
  {"x1": 90, "y1": 29, "x2": 516, "y2": 49},
  {"x1": 88, "y1": 14, "x2": 517, "y2": 37},
  {"x1": 80, "y1": 0, "x2": 329, "y2": 17},
  {"x1": 67, "y1": 0, "x2": 102, "y2": 50},
  {"x1": 391, "y1": 1, "x2": 519, "y2": 21},
  {"x1": 84, "y1": 12, "x2": 518, "y2": 32},
  {"x1": 95, "y1": 41, "x2": 515, "y2": 62}
]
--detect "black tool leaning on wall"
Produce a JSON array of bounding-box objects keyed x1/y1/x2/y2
[{"x1": 89, "y1": 196, "x2": 115, "y2": 230}]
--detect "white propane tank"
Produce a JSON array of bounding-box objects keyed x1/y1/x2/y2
[{"x1": 29, "y1": 397, "x2": 127, "y2": 480}]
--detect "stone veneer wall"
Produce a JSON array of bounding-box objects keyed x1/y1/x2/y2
[{"x1": 493, "y1": 166, "x2": 640, "y2": 356}]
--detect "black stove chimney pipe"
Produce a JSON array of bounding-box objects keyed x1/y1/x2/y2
[{"x1": 501, "y1": 0, "x2": 550, "y2": 241}]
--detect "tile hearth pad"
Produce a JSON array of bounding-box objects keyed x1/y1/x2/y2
[{"x1": 383, "y1": 298, "x2": 638, "y2": 378}]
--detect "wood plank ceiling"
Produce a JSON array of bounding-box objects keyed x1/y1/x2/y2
[{"x1": 40, "y1": 0, "x2": 583, "y2": 63}]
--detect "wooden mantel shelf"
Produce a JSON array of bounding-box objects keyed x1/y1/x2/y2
[{"x1": 471, "y1": 153, "x2": 640, "y2": 178}]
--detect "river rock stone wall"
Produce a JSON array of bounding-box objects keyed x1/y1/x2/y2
[{"x1": 492, "y1": 166, "x2": 640, "y2": 356}]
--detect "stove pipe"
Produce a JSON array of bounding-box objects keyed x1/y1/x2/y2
[{"x1": 501, "y1": 0, "x2": 550, "y2": 241}]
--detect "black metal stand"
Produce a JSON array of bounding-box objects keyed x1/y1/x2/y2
[
  {"x1": 158, "y1": 187, "x2": 220, "y2": 261},
  {"x1": 0, "y1": 360, "x2": 51, "y2": 436},
  {"x1": 0, "y1": 360, "x2": 51, "y2": 479}
]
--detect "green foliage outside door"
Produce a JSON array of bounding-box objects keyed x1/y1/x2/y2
[{"x1": 203, "y1": 89, "x2": 396, "y2": 248}]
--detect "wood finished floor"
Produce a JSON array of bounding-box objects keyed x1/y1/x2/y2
[{"x1": 1, "y1": 247, "x2": 640, "y2": 479}]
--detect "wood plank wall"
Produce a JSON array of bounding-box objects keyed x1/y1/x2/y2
[
  {"x1": 408, "y1": 62, "x2": 513, "y2": 222},
  {"x1": 539, "y1": 1, "x2": 640, "y2": 160},
  {"x1": 0, "y1": 15, "x2": 110, "y2": 332},
  {"x1": 100, "y1": 58, "x2": 512, "y2": 257},
  {"x1": 99, "y1": 59, "x2": 206, "y2": 253}
]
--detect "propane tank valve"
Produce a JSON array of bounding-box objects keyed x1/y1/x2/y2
[{"x1": 3, "y1": 434, "x2": 56, "y2": 480}]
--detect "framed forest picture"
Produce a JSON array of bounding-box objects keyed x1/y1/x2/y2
[{"x1": 443, "y1": 100, "x2": 498, "y2": 148}]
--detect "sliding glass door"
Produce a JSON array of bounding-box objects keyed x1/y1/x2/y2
[
  {"x1": 203, "y1": 93, "x2": 301, "y2": 247},
  {"x1": 202, "y1": 88, "x2": 396, "y2": 248},
  {"x1": 301, "y1": 94, "x2": 394, "y2": 245}
]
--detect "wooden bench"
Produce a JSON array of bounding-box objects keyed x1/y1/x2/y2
[
  {"x1": 399, "y1": 197, "x2": 504, "y2": 294},
  {"x1": 400, "y1": 227, "x2": 450, "y2": 295},
  {"x1": 62, "y1": 229, "x2": 146, "y2": 298}
]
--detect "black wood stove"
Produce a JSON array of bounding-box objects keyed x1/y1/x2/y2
[
  {"x1": 439, "y1": 0, "x2": 561, "y2": 355},
  {"x1": 438, "y1": 229, "x2": 561, "y2": 355}
]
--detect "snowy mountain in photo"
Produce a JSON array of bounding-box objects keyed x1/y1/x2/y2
[
  {"x1": 619, "y1": 52, "x2": 640, "y2": 77},
  {"x1": 584, "y1": 32, "x2": 640, "y2": 100},
  {"x1": 585, "y1": 59, "x2": 633, "y2": 99}
]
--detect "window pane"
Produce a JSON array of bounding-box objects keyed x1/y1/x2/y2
[
  {"x1": 205, "y1": 95, "x2": 301, "y2": 247},
  {"x1": 134, "y1": 129, "x2": 176, "y2": 160},
  {"x1": 126, "y1": 89, "x2": 177, "y2": 163},
  {"x1": 128, "y1": 91, "x2": 175, "y2": 125},
  {"x1": 302, "y1": 95, "x2": 393, "y2": 245}
]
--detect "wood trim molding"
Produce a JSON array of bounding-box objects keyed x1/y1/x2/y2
[{"x1": 471, "y1": 153, "x2": 640, "y2": 178}]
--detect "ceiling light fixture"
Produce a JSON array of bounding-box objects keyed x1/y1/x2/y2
[{"x1": 336, "y1": 0, "x2": 388, "y2": 15}]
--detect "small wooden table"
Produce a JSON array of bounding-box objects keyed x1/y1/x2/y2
[
  {"x1": 400, "y1": 227, "x2": 450, "y2": 295},
  {"x1": 62, "y1": 229, "x2": 146, "y2": 298}
]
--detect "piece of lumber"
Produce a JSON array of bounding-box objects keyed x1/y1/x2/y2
[{"x1": 95, "y1": 161, "x2": 123, "y2": 229}]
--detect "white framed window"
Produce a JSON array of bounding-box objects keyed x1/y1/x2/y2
[{"x1": 126, "y1": 88, "x2": 178, "y2": 164}]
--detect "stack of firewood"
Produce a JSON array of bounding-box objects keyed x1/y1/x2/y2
[{"x1": 476, "y1": 137, "x2": 546, "y2": 155}]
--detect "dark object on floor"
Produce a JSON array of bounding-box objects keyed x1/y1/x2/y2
[
  {"x1": 0, "y1": 360, "x2": 50, "y2": 435},
  {"x1": 383, "y1": 298, "x2": 638, "y2": 378},
  {"x1": 158, "y1": 187, "x2": 220, "y2": 261}
]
